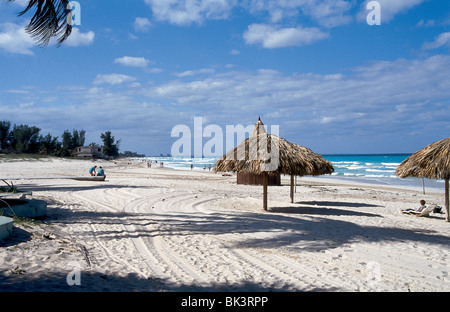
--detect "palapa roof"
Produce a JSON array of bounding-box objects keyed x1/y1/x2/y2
[
  {"x1": 396, "y1": 137, "x2": 450, "y2": 180},
  {"x1": 214, "y1": 118, "x2": 334, "y2": 177},
  {"x1": 251, "y1": 116, "x2": 267, "y2": 137}
]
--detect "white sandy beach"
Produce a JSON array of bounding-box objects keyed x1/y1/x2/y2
[{"x1": 0, "y1": 157, "x2": 449, "y2": 292}]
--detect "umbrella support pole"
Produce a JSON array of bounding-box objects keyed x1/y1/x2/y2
[
  {"x1": 263, "y1": 172, "x2": 268, "y2": 211},
  {"x1": 290, "y1": 175, "x2": 294, "y2": 203},
  {"x1": 445, "y1": 178, "x2": 449, "y2": 222}
]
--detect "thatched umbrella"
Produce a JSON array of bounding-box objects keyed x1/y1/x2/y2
[
  {"x1": 237, "y1": 117, "x2": 280, "y2": 186},
  {"x1": 214, "y1": 119, "x2": 334, "y2": 210},
  {"x1": 396, "y1": 137, "x2": 450, "y2": 222}
]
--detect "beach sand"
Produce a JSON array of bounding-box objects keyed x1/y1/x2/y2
[{"x1": 0, "y1": 157, "x2": 448, "y2": 292}]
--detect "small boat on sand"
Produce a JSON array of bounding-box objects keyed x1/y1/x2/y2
[{"x1": 71, "y1": 175, "x2": 106, "y2": 181}]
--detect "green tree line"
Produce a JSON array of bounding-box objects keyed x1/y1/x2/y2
[{"x1": 0, "y1": 120, "x2": 121, "y2": 158}]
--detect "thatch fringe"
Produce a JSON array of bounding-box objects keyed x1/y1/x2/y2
[
  {"x1": 214, "y1": 133, "x2": 334, "y2": 177},
  {"x1": 396, "y1": 137, "x2": 450, "y2": 180}
]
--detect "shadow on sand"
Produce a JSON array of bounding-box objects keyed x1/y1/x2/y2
[
  {"x1": 0, "y1": 269, "x2": 338, "y2": 292},
  {"x1": 42, "y1": 200, "x2": 450, "y2": 253},
  {"x1": 2, "y1": 192, "x2": 449, "y2": 292}
]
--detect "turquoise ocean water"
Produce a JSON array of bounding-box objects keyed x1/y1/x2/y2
[{"x1": 138, "y1": 154, "x2": 444, "y2": 191}]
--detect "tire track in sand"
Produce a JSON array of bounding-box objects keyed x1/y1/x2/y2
[
  {"x1": 122, "y1": 191, "x2": 216, "y2": 288},
  {"x1": 186, "y1": 197, "x2": 360, "y2": 291},
  {"x1": 140, "y1": 191, "x2": 348, "y2": 290},
  {"x1": 68, "y1": 191, "x2": 164, "y2": 280},
  {"x1": 68, "y1": 180, "x2": 376, "y2": 291},
  {"x1": 69, "y1": 186, "x2": 220, "y2": 289}
]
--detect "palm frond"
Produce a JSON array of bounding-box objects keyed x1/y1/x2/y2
[{"x1": 8, "y1": 0, "x2": 72, "y2": 46}]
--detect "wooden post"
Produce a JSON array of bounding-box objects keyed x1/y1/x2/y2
[
  {"x1": 445, "y1": 178, "x2": 449, "y2": 222},
  {"x1": 290, "y1": 175, "x2": 294, "y2": 203},
  {"x1": 263, "y1": 172, "x2": 268, "y2": 211}
]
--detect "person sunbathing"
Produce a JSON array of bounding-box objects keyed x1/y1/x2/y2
[
  {"x1": 402, "y1": 200, "x2": 426, "y2": 213},
  {"x1": 401, "y1": 200, "x2": 436, "y2": 217}
]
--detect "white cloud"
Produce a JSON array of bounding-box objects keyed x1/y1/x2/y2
[
  {"x1": 144, "y1": 0, "x2": 236, "y2": 25},
  {"x1": 137, "y1": 0, "x2": 428, "y2": 32},
  {"x1": 422, "y1": 32, "x2": 450, "y2": 50},
  {"x1": 63, "y1": 28, "x2": 95, "y2": 47},
  {"x1": 0, "y1": 23, "x2": 35, "y2": 55},
  {"x1": 146, "y1": 67, "x2": 164, "y2": 74},
  {"x1": 379, "y1": 0, "x2": 426, "y2": 22},
  {"x1": 93, "y1": 73, "x2": 136, "y2": 85},
  {"x1": 143, "y1": 55, "x2": 450, "y2": 135},
  {"x1": 416, "y1": 19, "x2": 435, "y2": 28},
  {"x1": 0, "y1": 23, "x2": 94, "y2": 54},
  {"x1": 114, "y1": 56, "x2": 151, "y2": 68},
  {"x1": 134, "y1": 17, "x2": 152, "y2": 32},
  {"x1": 4, "y1": 55, "x2": 450, "y2": 155},
  {"x1": 176, "y1": 68, "x2": 215, "y2": 77},
  {"x1": 5, "y1": 89, "x2": 30, "y2": 94},
  {"x1": 19, "y1": 101, "x2": 34, "y2": 108},
  {"x1": 5, "y1": 0, "x2": 28, "y2": 7},
  {"x1": 129, "y1": 33, "x2": 139, "y2": 40},
  {"x1": 297, "y1": 0, "x2": 353, "y2": 27},
  {"x1": 359, "y1": 0, "x2": 427, "y2": 23},
  {"x1": 243, "y1": 0, "x2": 352, "y2": 27},
  {"x1": 243, "y1": 24, "x2": 329, "y2": 48},
  {"x1": 143, "y1": 0, "x2": 353, "y2": 28},
  {"x1": 321, "y1": 112, "x2": 366, "y2": 124}
]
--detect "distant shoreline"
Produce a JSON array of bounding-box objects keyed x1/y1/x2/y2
[{"x1": 2, "y1": 153, "x2": 444, "y2": 194}]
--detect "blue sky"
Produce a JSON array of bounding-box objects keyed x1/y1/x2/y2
[{"x1": 0, "y1": 0, "x2": 449, "y2": 156}]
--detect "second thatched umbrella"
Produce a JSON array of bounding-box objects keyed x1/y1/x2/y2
[
  {"x1": 214, "y1": 127, "x2": 334, "y2": 210},
  {"x1": 396, "y1": 137, "x2": 450, "y2": 222}
]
